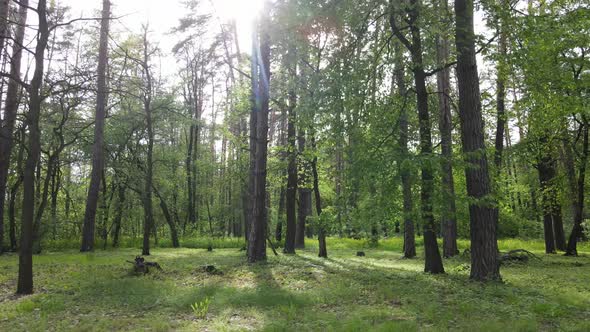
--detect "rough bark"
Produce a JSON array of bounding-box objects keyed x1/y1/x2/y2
[
  {"x1": 247, "y1": 14, "x2": 270, "y2": 263},
  {"x1": 455, "y1": 0, "x2": 501, "y2": 281},
  {"x1": 81, "y1": 0, "x2": 110, "y2": 252}
]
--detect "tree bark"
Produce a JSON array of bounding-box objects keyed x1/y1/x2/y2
[
  {"x1": 537, "y1": 149, "x2": 558, "y2": 254},
  {"x1": 391, "y1": 12, "x2": 416, "y2": 260},
  {"x1": 18, "y1": 0, "x2": 50, "y2": 295},
  {"x1": 112, "y1": 184, "x2": 125, "y2": 247},
  {"x1": 455, "y1": 0, "x2": 500, "y2": 281},
  {"x1": 81, "y1": 0, "x2": 110, "y2": 252},
  {"x1": 141, "y1": 27, "x2": 154, "y2": 256},
  {"x1": 0, "y1": 0, "x2": 28, "y2": 254},
  {"x1": 296, "y1": 131, "x2": 311, "y2": 248},
  {"x1": 311, "y1": 135, "x2": 327, "y2": 258},
  {"x1": 566, "y1": 119, "x2": 589, "y2": 256},
  {"x1": 436, "y1": 0, "x2": 458, "y2": 257},
  {"x1": 247, "y1": 12, "x2": 270, "y2": 263},
  {"x1": 284, "y1": 45, "x2": 297, "y2": 255},
  {"x1": 390, "y1": 0, "x2": 444, "y2": 273}
]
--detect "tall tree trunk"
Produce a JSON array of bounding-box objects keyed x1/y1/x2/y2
[
  {"x1": 142, "y1": 28, "x2": 154, "y2": 256},
  {"x1": 112, "y1": 184, "x2": 125, "y2": 247},
  {"x1": 537, "y1": 149, "x2": 558, "y2": 254},
  {"x1": 436, "y1": 0, "x2": 458, "y2": 257},
  {"x1": 566, "y1": 119, "x2": 589, "y2": 256},
  {"x1": 81, "y1": 0, "x2": 110, "y2": 252},
  {"x1": 0, "y1": 0, "x2": 28, "y2": 254},
  {"x1": 276, "y1": 186, "x2": 285, "y2": 242},
  {"x1": 311, "y1": 135, "x2": 327, "y2": 258},
  {"x1": 247, "y1": 12, "x2": 270, "y2": 263},
  {"x1": 390, "y1": 4, "x2": 416, "y2": 259},
  {"x1": 246, "y1": 21, "x2": 259, "y2": 245},
  {"x1": 284, "y1": 45, "x2": 298, "y2": 254},
  {"x1": 18, "y1": 0, "x2": 50, "y2": 295},
  {"x1": 390, "y1": 0, "x2": 444, "y2": 273},
  {"x1": 296, "y1": 131, "x2": 311, "y2": 248},
  {"x1": 455, "y1": 0, "x2": 500, "y2": 281}
]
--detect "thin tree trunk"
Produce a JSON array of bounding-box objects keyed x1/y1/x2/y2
[
  {"x1": 311, "y1": 135, "x2": 327, "y2": 258},
  {"x1": 455, "y1": 0, "x2": 500, "y2": 281},
  {"x1": 112, "y1": 184, "x2": 125, "y2": 247},
  {"x1": 18, "y1": 0, "x2": 50, "y2": 295},
  {"x1": 284, "y1": 44, "x2": 297, "y2": 254},
  {"x1": 142, "y1": 27, "x2": 154, "y2": 256},
  {"x1": 81, "y1": 0, "x2": 110, "y2": 252},
  {"x1": 296, "y1": 131, "x2": 311, "y2": 248}
]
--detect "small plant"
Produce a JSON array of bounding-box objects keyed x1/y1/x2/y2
[{"x1": 190, "y1": 297, "x2": 211, "y2": 319}]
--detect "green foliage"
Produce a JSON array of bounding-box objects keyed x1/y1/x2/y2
[{"x1": 190, "y1": 296, "x2": 211, "y2": 319}]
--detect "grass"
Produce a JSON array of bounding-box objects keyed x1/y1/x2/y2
[{"x1": 0, "y1": 238, "x2": 589, "y2": 331}]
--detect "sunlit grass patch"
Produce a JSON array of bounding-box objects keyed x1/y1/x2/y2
[{"x1": 0, "y1": 239, "x2": 589, "y2": 331}]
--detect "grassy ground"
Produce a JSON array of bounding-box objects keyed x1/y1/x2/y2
[{"x1": 0, "y1": 238, "x2": 589, "y2": 331}]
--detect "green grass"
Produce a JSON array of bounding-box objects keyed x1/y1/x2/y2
[{"x1": 0, "y1": 238, "x2": 589, "y2": 331}]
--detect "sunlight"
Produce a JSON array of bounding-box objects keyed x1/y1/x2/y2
[{"x1": 214, "y1": 0, "x2": 265, "y2": 24}]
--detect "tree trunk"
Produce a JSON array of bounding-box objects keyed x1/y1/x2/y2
[
  {"x1": 537, "y1": 150, "x2": 558, "y2": 254},
  {"x1": 154, "y1": 187, "x2": 180, "y2": 248},
  {"x1": 436, "y1": 0, "x2": 458, "y2": 258},
  {"x1": 296, "y1": 131, "x2": 311, "y2": 248},
  {"x1": 455, "y1": 0, "x2": 500, "y2": 281},
  {"x1": 390, "y1": 4, "x2": 416, "y2": 259},
  {"x1": 311, "y1": 135, "x2": 327, "y2": 258},
  {"x1": 18, "y1": 0, "x2": 50, "y2": 295},
  {"x1": 112, "y1": 185, "x2": 125, "y2": 247},
  {"x1": 276, "y1": 186, "x2": 285, "y2": 242},
  {"x1": 142, "y1": 28, "x2": 154, "y2": 256},
  {"x1": 566, "y1": 119, "x2": 589, "y2": 256},
  {"x1": 247, "y1": 13, "x2": 270, "y2": 263},
  {"x1": 81, "y1": 0, "x2": 110, "y2": 252},
  {"x1": 284, "y1": 45, "x2": 297, "y2": 254},
  {"x1": 0, "y1": 0, "x2": 28, "y2": 254}
]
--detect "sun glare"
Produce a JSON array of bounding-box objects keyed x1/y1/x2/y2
[{"x1": 214, "y1": 0, "x2": 265, "y2": 23}]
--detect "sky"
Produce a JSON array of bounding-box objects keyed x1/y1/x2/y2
[{"x1": 59, "y1": 0, "x2": 263, "y2": 76}]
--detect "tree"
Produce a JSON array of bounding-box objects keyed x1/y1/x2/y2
[
  {"x1": 18, "y1": 0, "x2": 50, "y2": 294},
  {"x1": 247, "y1": 5, "x2": 271, "y2": 263},
  {"x1": 0, "y1": 0, "x2": 28, "y2": 254},
  {"x1": 389, "y1": 0, "x2": 444, "y2": 273},
  {"x1": 455, "y1": 0, "x2": 500, "y2": 281},
  {"x1": 81, "y1": 0, "x2": 111, "y2": 252},
  {"x1": 435, "y1": 0, "x2": 458, "y2": 258}
]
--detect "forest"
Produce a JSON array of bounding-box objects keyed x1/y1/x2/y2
[{"x1": 0, "y1": 0, "x2": 589, "y2": 330}]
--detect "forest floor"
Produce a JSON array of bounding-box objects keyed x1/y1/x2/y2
[{"x1": 0, "y1": 238, "x2": 589, "y2": 331}]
